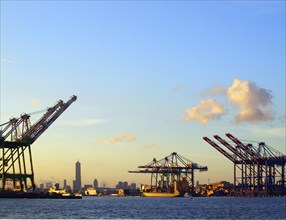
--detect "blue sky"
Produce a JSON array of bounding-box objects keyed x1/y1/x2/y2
[{"x1": 1, "y1": 1, "x2": 285, "y2": 188}]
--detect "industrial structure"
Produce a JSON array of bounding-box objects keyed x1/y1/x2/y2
[
  {"x1": 0, "y1": 95, "x2": 77, "y2": 192},
  {"x1": 203, "y1": 133, "x2": 286, "y2": 196},
  {"x1": 129, "y1": 152, "x2": 208, "y2": 196}
]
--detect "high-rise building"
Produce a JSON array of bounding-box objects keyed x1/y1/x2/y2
[
  {"x1": 63, "y1": 179, "x2": 67, "y2": 189},
  {"x1": 73, "y1": 161, "x2": 81, "y2": 191},
  {"x1": 93, "y1": 179, "x2": 98, "y2": 189}
]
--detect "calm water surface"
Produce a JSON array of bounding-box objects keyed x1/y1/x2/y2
[{"x1": 0, "y1": 197, "x2": 285, "y2": 219}]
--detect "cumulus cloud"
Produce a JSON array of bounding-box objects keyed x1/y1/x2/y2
[
  {"x1": 95, "y1": 134, "x2": 136, "y2": 144},
  {"x1": 182, "y1": 99, "x2": 226, "y2": 124},
  {"x1": 227, "y1": 78, "x2": 273, "y2": 123}
]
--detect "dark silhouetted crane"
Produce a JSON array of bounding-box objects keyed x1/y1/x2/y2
[{"x1": 0, "y1": 95, "x2": 77, "y2": 191}]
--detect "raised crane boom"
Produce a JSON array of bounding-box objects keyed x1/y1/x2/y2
[
  {"x1": 24, "y1": 95, "x2": 77, "y2": 144},
  {"x1": 226, "y1": 133, "x2": 261, "y2": 161},
  {"x1": 1, "y1": 96, "x2": 77, "y2": 144}
]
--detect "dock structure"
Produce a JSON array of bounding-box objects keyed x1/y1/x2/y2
[
  {"x1": 129, "y1": 152, "x2": 208, "y2": 196},
  {"x1": 203, "y1": 133, "x2": 286, "y2": 197},
  {"x1": 0, "y1": 96, "x2": 77, "y2": 192}
]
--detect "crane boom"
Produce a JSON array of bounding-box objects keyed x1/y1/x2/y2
[
  {"x1": 203, "y1": 137, "x2": 239, "y2": 164},
  {"x1": 226, "y1": 133, "x2": 261, "y2": 161},
  {"x1": 214, "y1": 135, "x2": 250, "y2": 162},
  {"x1": 25, "y1": 95, "x2": 77, "y2": 144}
]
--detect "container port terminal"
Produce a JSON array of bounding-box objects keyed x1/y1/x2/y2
[{"x1": 0, "y1": 96, "x2": 285, "y2": 197}]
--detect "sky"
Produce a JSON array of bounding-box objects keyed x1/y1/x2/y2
[{"x1": 0, "y1": 1, "x2": 285, "y2": 188}]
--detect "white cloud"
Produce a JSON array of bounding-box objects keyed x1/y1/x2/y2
[
  {"x1": 227, "y1": 78, "x2": 273, "y2": 123},
  {"x1": 182, "y1": 99, "x2": 226, "y2": 124}
]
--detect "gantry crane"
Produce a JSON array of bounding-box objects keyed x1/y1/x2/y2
[
  {"x1": 203, "y1": 133, "x2": 286, "y2": 196},
  {"x1": 129, "y1": 152, "x2": 208, "y2": 196},
  {"x1": 0, "y1": 95, "x2": 77, "y2": 191}
]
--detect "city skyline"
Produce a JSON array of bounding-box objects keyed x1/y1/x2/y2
[
  {"x1": 1, "y1": 1, "x2": 285, "y2": 187},
  {"x1": 37, "y1": 161, "x2": 139, "y2": 189}
]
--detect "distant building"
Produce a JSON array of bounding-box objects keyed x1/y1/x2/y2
[
  {"x1": 65, "y1": 185, "x2": 72, "y2": 193},
  {"x1": 116, "y1": 181, "x2": 136, "y2": 189},
  {"x1": 93, "y1": 179, "x2": 98, "y2": 189},
  {"x1": 130, "y1": 183, "x2": 136, "y2": 189},
  {"x1": 73, "y1": 161, "x2": 81, "y2": 191},
  {"x1": 46, "y1": 182, "x2": 53, "y2": 189},
  {"x1": 54, "y1": 183, "x2": 60, "y2": 190},
  {"x1": 63, "y1": 179, "x2": 67, "y2": 189},
  {"x1": 123, "y1": 181, "x2": 128, "y2": 189},
  {"x1": 116, "y1": 181, "x2": 123, "y2": 189}
]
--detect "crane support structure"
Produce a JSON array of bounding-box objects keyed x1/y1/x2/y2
[
  {"x1": 0, "y1": 95, "x2": 77, "y2": 191},
  {"x1": 203, "y1": 133, "x2": 286, "y2": 197},
  {"x1": 129, "y1": 152, "x2": 207, "y2": 196}
]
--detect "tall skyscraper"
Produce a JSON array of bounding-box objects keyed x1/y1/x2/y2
[{"x1": 73, "y1": 161, "x2": 81, "y2": 191}]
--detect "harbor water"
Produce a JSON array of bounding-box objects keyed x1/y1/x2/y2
[{"x1": 0, "y1": 197, "x2": 285, "y2": 219}]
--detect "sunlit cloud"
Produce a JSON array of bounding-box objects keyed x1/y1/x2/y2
[
  {"x1": 227, "y1": 78, "x2": 273, "y2": 123},
  {"x1": 94, "y1": 134, "x2": 136, "y2": 145},
  {"x1": 109, "y1": 134, "x2": 136, "y2": 144},
  {"x1": 182, "y1": 99, "x2": 226, "y2": 124}
]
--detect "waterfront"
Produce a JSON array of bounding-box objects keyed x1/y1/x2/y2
[{"x1": 0, "y1": 197, "x2": 285, "y2": 219}]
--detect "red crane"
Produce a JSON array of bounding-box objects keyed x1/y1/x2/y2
[
  {"x1": 203, "y1": 137, "x2": 239, "y2": 164},
  {"x1": 204, "y1": 133, "x2": 286, "y2": 196},
  {"x1": 225, "y1": 133, "x2": 261, "y2": 162}
]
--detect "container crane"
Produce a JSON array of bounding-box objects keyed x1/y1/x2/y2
[
  {"x1": 203, "y1": 133, "x2": 286, "y2": 196},
  {"x1": 0, "y1": 95, "x2": 77, "y2": 191},
  {"x1": 129, "y1": 152, "x2": 207, "y2": 196}
]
